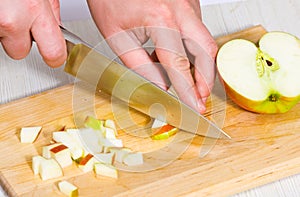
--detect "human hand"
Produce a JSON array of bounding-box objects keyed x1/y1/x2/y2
[
  {"x1": 87, "y1": 0, "x2": 218, "y2": 113},
  {"x1": 0, "y1": 0, "x2": 66, "y2": 67}
]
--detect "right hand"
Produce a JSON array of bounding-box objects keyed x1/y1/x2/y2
[{"x1": 0, "y1": 0, "x2": 66, "y2": 67}]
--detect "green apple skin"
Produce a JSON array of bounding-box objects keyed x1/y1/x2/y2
[{"x1": 220, "y1": 78, "x2": 300, "y2": 113}]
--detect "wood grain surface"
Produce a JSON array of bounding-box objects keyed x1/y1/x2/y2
[{"x1": 1, "y1": 25, "x2": 300, "y2": 196}]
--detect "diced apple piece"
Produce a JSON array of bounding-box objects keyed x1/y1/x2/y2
[
  {"x1": 42, "y1": 143, "x2": 62, "y2": 159},
  {"x1": 50, "y1": 144, "x2": 73, "y2": 168},
  {"x1": 104, "y1": 127, "x2": 116, "y2": 139},
  {"x1": 58, "y1": 181, "x2": 78, "y2": 197},
  {"x1": 151, "y1": 119, "x2": 167, "y2": 128},
  {"x1": 152, "y1": 124, "x2": 178, "y2": 140},
  {"x1": 39, "y1": 158, "x2": 63, "y2": 180},
  {"x1": 78, "y1": 128, "x2": 103, "y2": 154},
  {"x1": 94, "y1": 163, "x2": 118, "y2": 179},
  {"x1": 78, "y1": 154, "x2": 95, "y2": 172},
  {"x1": 20, "y1": 126, "x2": 42, "y2": 143},
  {"x1": 84, "y1": 116, "x2": 104, "y2": 131},
  {"x1": 94, "y1": 153, "x2": 115, "y2": 165},
  {"x1": 32, "y1": 155, "x2": 46, "y2": 175},
  {"x1": 109, "y1": 148, "x2": 132, "y2": 163},
  {"x1": 67, "y1": 129, "x2": 91, "y2": 156},
  {"x1": 104, "y1": 119, "x2": 118, "y2": 135},
  {"x1": 69, "y1": 147, "x2": 84, "y2": 161},
  {"x1": 99, "y1": 138, "x2": 123, "y2": 148},
  {"x1": 123, "y1": 152, "x2": 144, "y2": 166}
]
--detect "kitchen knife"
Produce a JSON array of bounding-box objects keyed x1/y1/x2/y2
[{"x1": 61, "y1": 26, "x2": 230, "y2": 139}]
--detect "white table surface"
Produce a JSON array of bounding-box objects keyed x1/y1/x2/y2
[{"x1": 1, "y1": 0, "x2": 300, "y2": 196}]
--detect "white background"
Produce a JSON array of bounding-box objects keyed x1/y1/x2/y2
[{"x1": 59, "y1": 0, "x2": 244, "y2": 21}]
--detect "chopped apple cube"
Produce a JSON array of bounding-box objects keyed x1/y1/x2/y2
[
  {"x1": 94, "y1": 153, "x2": 115, "y2": 165},
  {"x1": 99, "y1": 138, "x2": 123, "y2": 148},
  {"x1": 78, "y1": 128, "x2": 103, "y2": 154},
  {"x1": 109, "y1": 148, "x2": 132, "y2": 163},
  {"x1": 50, "y1": 144, "x2": 73, "y2": 168},
  {"x1": 39, "y1": 158, "x2": 63, "y2": 180},
  {"x1": 84, "y1": 116, "x2": 104, "y2": 131},
  {"x1": 94, "y1": 163, "x2": 118, "y2": 179},
  {"x1": 104, "y1": 119, "x2": 117, "y2": 135},
  {"x1": 152, "y1": 124, "x2": 178, "y2": 140},
  {"x1": 42, "y1": 143, "x2": 62, "y2": 159},
  {"x1": 151, "y1": 119, "x2": 167, "y2": 128},
  {"x1": 32, "y1": 155, "x2": 46, "y2": 175},
  {"x1": 67, "y1": 129, "x2": 91, "y2": 156},
  {"x1": 78, "y1": 154, "x2": 95, "y2": 172},
  {"x1": 123, "y1": 152, "x2": 144, "y2": 166},
  {"x1": 20, "y1": 126, "x2": 42, "y2": 143},
  {"x1": 58, "y1": 181, "x2": 78, "y2": 197},
  {"x1": 104, "y1": 127, "x2": 116, "y2": 139}
]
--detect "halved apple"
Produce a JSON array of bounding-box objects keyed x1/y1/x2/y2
[{"x1": 217, "y1": 32, "x2": 300, "y2": 113}]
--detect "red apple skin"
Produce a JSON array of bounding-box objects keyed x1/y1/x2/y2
[
  {"x1": 79, "y1": 154, "x2": 93, "y2": 165},
  {"x1": 50, "y1": 144, "x2": 68, "y2": 154},
  {"x1": 219, "y1": 77, "x2": 300, "y2": 114}
]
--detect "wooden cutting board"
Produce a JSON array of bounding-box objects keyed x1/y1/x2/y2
[{"x1": 1, "y1": 25, "x2": 300, "y2": 197}]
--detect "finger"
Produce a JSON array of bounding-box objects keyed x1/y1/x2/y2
[
  {"x1": 48, "y1": 0, "x2": 61, "y2": 24},
  {"x1": 106, "y1": 30, "x2": 169, "y2": 89},
  {"x1": 180, "y1": 18, "x2": 218, "y2": 103},
  {"x1": 31, "y1": 1, "x2": 66, "y2": 67},
  {"x1": 148, "y1": 26, "x2": 205, "y2": 113},
  {"x1": 1, "y1": 31, "x2": 32, "y2": 60}
]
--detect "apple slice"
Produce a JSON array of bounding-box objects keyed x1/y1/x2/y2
[
  {"x1": 123, "y1": 152, "x2": 144, "y2": 166},
  {"x1": 32, "y1": 155, "x2": 46, "y2": 175},
  {"x1": 58, "y1": 181, "x2": 78, "y2": 197},
  {"x1": 152, "y1": 124, "x2": 178, "y2": 140},
  {"x1": 94, "y1": 153, "x2": 115, "y2": 165},
  {"x1": 20, "y1": 126, "x2": 42, "y2": 143},
  {"x1": 50, "y1": 144, "x2": 73, "y2": 168},
  {"x1": 78, "y1": 154, "x2": 95, "y2": 172},
  {"x1": 217, "y1": 32, "x2": 300, "y2": 113},
  {"x1": 39, "y1": 158, "x2": 63, "y2": 180},
  {"x1": 94, "y1": 163, "x2": 118, "y2": 179}
]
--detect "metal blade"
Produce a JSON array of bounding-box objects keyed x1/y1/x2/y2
[{"x1": 61, "y1": 27, "x2": 231, "y2": 139}]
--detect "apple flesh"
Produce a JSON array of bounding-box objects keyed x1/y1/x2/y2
[
  {"x1": 217, "y1": 32, "x2": 300, "y2": 113},
  {"x1": 58, "y1": 181, "x2": 78, "y2": 197},
  {"x1": 20, "y1": 126, "x2": 42, "y2": 143},
  {"x1": 50, "y1": 144, "x2": 73, "y2": 168},
  {"x1": 39, "y1": 158, "x2": 63, "y2": 180},
  {"x1": 94, "y1": 163, "x2": 118, "y2": 179}
]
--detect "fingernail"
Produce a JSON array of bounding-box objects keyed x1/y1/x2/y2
[{"x1": 197, "y1": 100, "x2": 206, "y2": 114}]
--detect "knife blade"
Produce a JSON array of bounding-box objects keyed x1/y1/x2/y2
[{"x1": 61, "y1": 26, "x2": 230, "y2": 139}]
